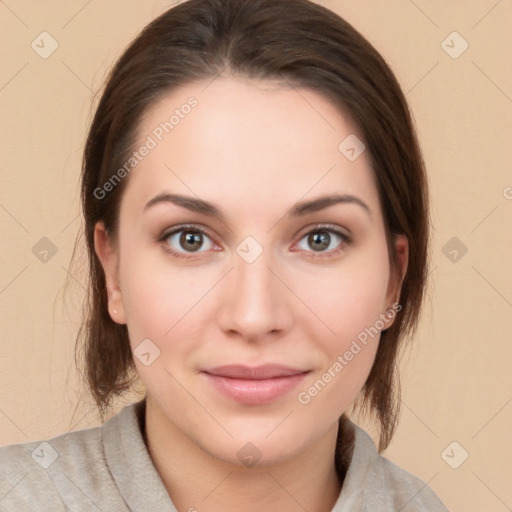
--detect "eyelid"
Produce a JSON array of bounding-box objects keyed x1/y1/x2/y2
[
  {"x1": 159, "y1": 223, "x2": 215, "y2": 242},
  {"x1": 294, "y1": 222, "x2": 351, "y2": 240}
]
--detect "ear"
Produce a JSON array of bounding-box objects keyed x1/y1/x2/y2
[
  {"x1": 94, "y1": 221, "x2": 127, "y2": 324},
  {"x1": 384, "y1": 234, "x2": 408, "y2": 323}
]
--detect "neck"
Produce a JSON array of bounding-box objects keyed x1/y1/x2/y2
[{"x1": 143, "y1": 397, "x2": 347, "y2": 512}]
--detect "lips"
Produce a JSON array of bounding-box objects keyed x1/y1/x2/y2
[
  {"x1": 204, "y1": 364, "x2": 308, "y2": 379},
  {"x1": 201, "y1": 364, "x2": 310, "y2": 405}
]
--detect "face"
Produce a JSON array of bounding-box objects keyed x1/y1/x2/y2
[{"x1": 95, "y1": 76, "x2": 407, "y2": 466}]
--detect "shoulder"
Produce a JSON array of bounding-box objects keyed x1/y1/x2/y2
[
  {"x1": 370, "y1": 453, "x2": 447, "y2": 511},
  {"x1": 334, "y1": 422, "x2": 448, "y2": 512},
  {"x1": 0, "y1": 406, "x2": 133, "y2": 511}
]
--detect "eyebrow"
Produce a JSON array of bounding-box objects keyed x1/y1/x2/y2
[{"x1": 143, "y1": 192, "x2": 372, "y2": 220}]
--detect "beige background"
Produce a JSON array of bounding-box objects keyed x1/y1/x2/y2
[{"x1": 1, "y1": 1, "x2": 511, "y2": 510}]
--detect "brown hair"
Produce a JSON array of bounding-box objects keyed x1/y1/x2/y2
[{"x1": 70, "y1": 0, "x2": 430, "y2": 455}]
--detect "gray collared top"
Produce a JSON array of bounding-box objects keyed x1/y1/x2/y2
[{"x1": 0, "y1": 400, "x2": 447, "y2": 511}]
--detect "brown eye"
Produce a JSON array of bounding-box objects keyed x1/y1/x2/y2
[
  {"x1": 296, "y1": 226, "x2": 352, "y2": 257},
  {"x1": 307, "y1": 231, "x2": 331, "y2": 251},
  {"x1": 161, "y1": 226, "x2": 215, "y2": 257},
  {"x1": 179, "y1": 231, "x2": 204, "y2": 252}
]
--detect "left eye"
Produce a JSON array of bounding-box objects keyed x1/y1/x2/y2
[{"x1": 296, "y1": 228, "x2": 350, "y2": 254}]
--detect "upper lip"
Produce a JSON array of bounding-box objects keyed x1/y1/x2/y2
[{"x1": 203, "y1": 364, "x2": 309, "y2": 380}]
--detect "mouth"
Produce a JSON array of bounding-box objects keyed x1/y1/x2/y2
[{"x1": 201, "y1": 364, "x2": 311, "y2": 405}]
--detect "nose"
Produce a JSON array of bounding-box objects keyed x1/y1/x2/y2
[{"x1": 217, "y1": 245, "x2": 293, "y2": 343}]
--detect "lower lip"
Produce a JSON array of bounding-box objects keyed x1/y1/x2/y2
[{"x1": 202, "y1": 372, "x2": 309, "y2": 405}]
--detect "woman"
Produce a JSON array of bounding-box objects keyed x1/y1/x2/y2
[{"x1": 0, "y1": 0, "x2": 447, "y2": 510}]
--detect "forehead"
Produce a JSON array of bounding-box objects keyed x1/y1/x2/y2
[{"x1": 120, "y1": 75, "x2": 380, "y2": 219}]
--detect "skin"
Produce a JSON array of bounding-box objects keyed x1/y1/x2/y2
[{"x1": 94, "y1": 76, "x2": 408, "y2": 512}]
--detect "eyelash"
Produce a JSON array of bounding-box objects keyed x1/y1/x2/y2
[{"x1": 157, "y1": 223, "x2": 353, "y2": 260}]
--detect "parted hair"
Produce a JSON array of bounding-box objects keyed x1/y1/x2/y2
[{"x1": 70, "y1": 0, "x2": 430, "y2": 459}]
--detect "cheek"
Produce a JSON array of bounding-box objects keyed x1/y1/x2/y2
[
  {"x1": 119, "y1": 257, "x2": 211, "y2": 391},
  {"x1": 296, "y1": 268, "x2": 386, "y2": 417},
  {"x1": 300, "y1": 249, "x2": 391, "y2": 348},
  {"x1": 293, "y1": 247, "x2": 390, "y2": 407},
  {"x1": 118, "y1": 246, "x2": 203, "y2": 340}
]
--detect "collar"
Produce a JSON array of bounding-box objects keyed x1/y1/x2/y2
[
  {"x1": 103, "y1": 398, "x2": 176, "y2": 511},
  {"x1": 102, "y1": 399, "x2": 429, "y2": 512}
]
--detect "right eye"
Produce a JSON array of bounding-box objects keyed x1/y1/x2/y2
[{"x1": 158, "y1": 225, "x2": 217, "y2": 259}]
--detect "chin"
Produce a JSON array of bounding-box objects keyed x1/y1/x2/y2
[{"x1": 198, "y1": 423, "x2": 315, "y2": 469}]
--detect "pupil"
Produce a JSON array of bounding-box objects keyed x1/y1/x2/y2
[
  {"x1": 181, "y1": 231, "x2": 202, "y2": 251},
  {"x1": 309, "y1": 231, "x2": 329, "y2": 251}
]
